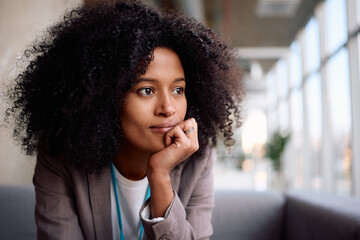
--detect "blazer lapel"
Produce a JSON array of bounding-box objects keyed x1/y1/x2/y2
[
  {"x1": 88, "y1": 167, "x2": 112, "y2": 240},
  {"x1": 170, "y1": 159, "x2": 187, "y2": 193}
]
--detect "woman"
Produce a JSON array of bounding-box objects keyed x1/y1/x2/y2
[{"x1": 7, "y1": 1, "x2": 243, "y2": 239}]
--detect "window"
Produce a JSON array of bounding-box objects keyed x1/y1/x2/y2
[
  {"x1": 357, "y1": 0, "x2": 360, "y2": 24},
  {"x1": 290, "y1": 89, "x2": 305, "y2": 189},
  {"x1": 325, "y1": 0, "x2": 348, "y2": 54},
  {"x1": 304, "y1": 17, "x2": 321, "y2": 74},
  {"x1": 327, "y1": 48, "x2": 352, "y2": 195},
  {"x1": 267, "y1": 69, "x2": 278, "y2": 107},
  {"x1": 305, "y1": 73, "x2": 323, "y2": 190},
  {"x1": 277, "y1": 59, "x2": 288, "y2": 98},
  {"x1": 289, "y1": 41, "x2": 302, "y2": 89},
  {"x1": 278, "y1": 100, "x2": 289, "y2": 132},
  {"x1": 265, "y1": 0, "x2": 360, "y2": 196}
]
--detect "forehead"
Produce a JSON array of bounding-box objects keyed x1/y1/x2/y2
[{"x1": 135, "y1": 47, "x2": 185, "y2": 83}]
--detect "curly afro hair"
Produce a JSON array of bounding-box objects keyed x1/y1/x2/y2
[{"x1": 6, "y1": 0, "x2": 244, "y2": 173}]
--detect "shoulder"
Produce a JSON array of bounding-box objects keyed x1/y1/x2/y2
[
  {"x1": 34, "y1": 149, "x2": 90, "y2": 194},
  {"x1": 35, "y1": 149, "x2": 71, "y2": 180}
]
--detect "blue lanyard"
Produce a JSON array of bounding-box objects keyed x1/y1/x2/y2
[{"x1": 111, "y1": 164, "x2": 151, "y2": 240}]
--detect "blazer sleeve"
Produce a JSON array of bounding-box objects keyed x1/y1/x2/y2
[
  {"x1": 140, "y1": 148, "x2": 215, "y2": 240},
  {"x1": 33, "y1": 151, "x2": 84, "y2": 240}
]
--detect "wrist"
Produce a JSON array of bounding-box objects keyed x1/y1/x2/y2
[
  {"x1": 146, "y1": 167, "x2": 173, "y2": 218},
  {"x1": 147, "y1": 167, "x2": 171, "y2": 184}
]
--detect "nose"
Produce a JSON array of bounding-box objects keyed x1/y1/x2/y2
[{"x1": 155, "y1": 93, "x2": 176, "y2": 117}]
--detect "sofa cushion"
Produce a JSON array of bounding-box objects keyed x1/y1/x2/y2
[
  {"x1": 0, "y1": 185, "x2": 36, "y2": 240},
  {"x1": 211, "y1": 190, "x2": 285, "y2": 240},
  {"x1": 285, "y1": 191, "x2": 360, "y2": 240}
]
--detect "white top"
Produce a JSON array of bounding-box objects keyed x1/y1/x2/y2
[{"x1": 110, "y1": 166, "x2": 150, "y2": 240}]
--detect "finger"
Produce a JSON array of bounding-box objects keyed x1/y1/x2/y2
[
  {"x1": 165, "y1": 125, "x2": 186, "y2": 147},
  {"x1": 165, "y1": 118, "x2": 198, "y2": 147},
  {"x1": 184, "y1": 118, "x2": 199, "y2": 150},
  {"x1": 182, "y1": 118, "x2": 198, "y2": 142},
  {"x1": 184, "y1": 126, "x2": 196, "y2": 135},
  {"x1": 166, "y1": 118, "x2": 196, "y2": 140},
  {"x1": 181, "y1": 118, "x2": 197, "y2": 133},
  {"x1": 172, "y1": 122, "x2": 199, "y2": 156},
  {"x1": 183, "y1": 118, "x2": 197, "y2": 136}
]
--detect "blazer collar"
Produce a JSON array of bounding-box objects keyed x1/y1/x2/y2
[{"x1": 88, "y1": 167, "x2": 112, "y2": 240}]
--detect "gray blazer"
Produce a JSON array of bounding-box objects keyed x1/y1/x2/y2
[{"x1": 33, "y1": 148, "x2": 215, "y2": 240}]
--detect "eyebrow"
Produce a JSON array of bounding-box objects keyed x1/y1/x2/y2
[{"x1": 136, "y1": 77, "x2": 186, "y2": 83}]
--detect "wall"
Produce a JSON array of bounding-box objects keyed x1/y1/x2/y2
[{"x1": 0, "y1": 0, "x2": 82, "y2": 185}]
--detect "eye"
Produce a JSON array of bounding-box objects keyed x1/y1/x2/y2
[
  {"x1": 172, "y1": 87, "x2": 184, "y2": 95},
  {"x1": 138, "y1": 87, "x2": 155, "y2": 96}
]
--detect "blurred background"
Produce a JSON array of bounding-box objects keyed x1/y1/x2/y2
[{"x1": 1, "y1": 0, "x2": 359, "y2": 198}]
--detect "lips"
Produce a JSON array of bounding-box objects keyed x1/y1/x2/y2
[{"x1": 149, "y1": 122, "x2": 178, "y2": 134}]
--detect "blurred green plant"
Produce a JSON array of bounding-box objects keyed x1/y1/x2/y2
[{"x1": 266, "y1": 131, "x2": 290, "y2": 171}]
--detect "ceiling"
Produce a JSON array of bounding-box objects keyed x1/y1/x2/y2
[{"x1": 149, "y1": 0, "x2": 323, "y2": 74}]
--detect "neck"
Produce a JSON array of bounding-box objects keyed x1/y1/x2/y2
[{"x1": 113, "y1": 142, "x2": 150, "y2": 180}]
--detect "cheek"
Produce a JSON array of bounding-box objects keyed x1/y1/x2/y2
[
  {"x1": 179, "y1": 98, "x2": 187, "y2": 119},
  {"x1": 120, "y1": 104, "x2": 142, "y2": 137},
  {"x1": 119, "y1": 114, "x2": 145, "y2": 148},
  {"x1": 121, "y1": 98, "x2": 150, "y2": 124},
  {"x1": 120, "y1": 109, "x2": 146, "y2": 133}
]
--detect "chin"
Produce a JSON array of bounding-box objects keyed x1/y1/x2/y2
[
  {"x1": 149, "y1": 143, "x2": 166, "y2": 154},
  {"x1": 143, "y1": 137, "x2": 165, "y2": 153},
  {"x1": 146, "y1": 135, "x2": 167, "y2": 153}
]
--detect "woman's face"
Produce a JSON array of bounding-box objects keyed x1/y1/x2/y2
[{"x1": 120, "y1": 47, "x2": 187, "y2": 154}]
